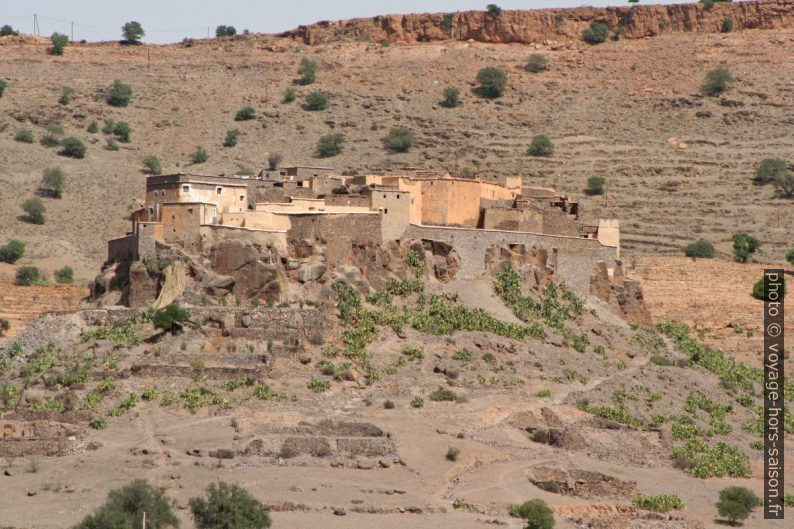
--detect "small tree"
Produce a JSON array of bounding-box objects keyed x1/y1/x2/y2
[
  {"x1": 192, "y1": 147, "x2": 209, "y2": 164},
  {"x1": 0, "y1": 79, "x2": 7, "y2": 97},
  {"x1": 41, "y1": 167, "x2": 66, "y2": 198},
  {"x1": 721, "y1": 18, "x2": 734, "y2": 33},
  {"x1": 189, "y1": 481, "x2": 271, "y2": 529},
  {"x1": 0, "y1": 24, "x2": 17, "y2": 36},
  {"x1": 107, "y1": 80, "x2": 133, "y2": 107},
  {"x1": 732, "y1": 233, "x2": 760, "y2": 263},
  {"x1": 87, "y1": 121, "x2": 99, "y2": 133},
  {"x1": 527, "y1": 135, "x2": 554, "y2": 157},
  {"x1": 476, "y1": 66, "x2": 507, "y2": 98},
  {"x1": 716, "y1": 486, "x2": 761, "y2": 525},
  {"x1": 0, "y1": 319, "x2": 9, "y2": 336},
  {"x1": 386, "y1": 127, "x2": 415, "y2": 152},
  {"x1": 0, "y1": 240, "x2": 25, "y2": 264},
  {"x1": 703, "y1": 67, "x2": 733, "y2": 96},
  {"x1": 282, "y1": 87, "x2": 296, "y2": 103},
  {"x1": 223, "y1": 129, "x2": 240, "y2": 147},
  {"x1": 297, "y1": 57, "x2": 317, "y2": 85},
  {"x1": 15, "y1": 266, "x2": 41, "y2": 286},
  {"x1": 215, "y1": 25, "x2": 237, "y2": 37},
  {"x1": 440, "y1": 86, "x2": 461, "y2": 108},
  {"x1": 774, "y1": 171, "x2": 794, "y2": 197},
  {"x1": 525, "y1": 53, "x2": 549, "y2": 73},
  {"x1": 786, "y1": 248, "x2": 794, "y2": 266},
  {"x1": 585, "y1": 176, "x2": 605, "y2": 195},
  {"x1": 113, "y1": 121, "x2": 132, "y2": 143},
  {"x1": 14, "y1": 129, "x2": 34, "y2": 143},
  {"x1": 304, "y1": 91, "x2": 329, "y2": 111},
  {"x1": 143, "y1": 155, "x2": 162, "y2": 175},
  {"x1": 316, "y1": 133, "x2": 344, "y2": 157},
  {"x1": 701, "y1": 0, "x2": 715, "y2": 11},
  {"x1": 151, "y1": 304, "x2": 190, "y2": 333},
  {"x1": 22, "y1": 198, "x2": 46, "y2": 224},
  {"x1": 510, "y1": 499, "x2": 555, "y2": 529},
  {"x1": 752, "y1": 275, "x2": 785, "y2": 301},
  {"x1": 235, "y1": 106, "x2": 255, "y2": 121},
  {"x1": 54, "y1": 266, "x2": 74, "y2": 284},
  {"x1": 754, "y1": 158, "x2": 788, "y2": 185},
  {"x1": 122, "y1": 21, "x2": 145, "y2": 43},
  {"x1": 73, "y1": 479, "x2": 178, "y2": 529},
  {"x1": 59, "y1": 86, "x2": 75, "y2": 105},
  {"x1": 582, "y1": 21, "x2": 610, "y2": 44},
  {"x1": 60, "y1": 137, "x2": 87, "y2": 158},
  {"x1": 268, "y1": 152, "x2": 282, "y2": 170},
  {"x1": 684, "y1": 239, "x2": 715, "y2": 259},
  {"x1": 50, "y1": 32, "x2": 69, "y2": 55},
  {"x1": 486, "y1": 4, "x2": 502, "y2": 17}
]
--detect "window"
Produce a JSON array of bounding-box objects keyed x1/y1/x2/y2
[
  {"x1": 216, "y1": 187, "x2": 223, "y2": 195},
  {"x1": 148, "y1": 206, "x2": 154, "y2": 215},
  {"x1": 182, "y1": 185, "x2": 189, "y2": 193},
  {"x1": 396, "y1": 194, "x2": 400, "y2": 199},
  {"x1": 383, "y1": 194, "x2": 386, "y2": 198},
  {"x1": 239, "y1": 195, "x2": 244, "y2": 202},
  {"x1": 384, "y1": 208, "x2": 389, "y2": 214}
]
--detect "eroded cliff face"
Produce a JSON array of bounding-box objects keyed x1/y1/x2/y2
[{"x1": 282, "y1": 1, "x2": 794, "y2": 45}]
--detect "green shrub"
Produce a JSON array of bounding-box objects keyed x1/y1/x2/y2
[
  {"x1": 50, "y1": 32, "x2": 69, "y2": 55},
  {"x1": 151, "y1": 304, "x2": 190, "y2": 332},
  {"x1": 775, "y1": 170, "x2": 794, "y2": 197},
  {"x1": 143, "y1": 155, "x2": 162, "y2": 175},
  {"x1": 410, "y1": 396, "x2": 424, "y2": 408},
  {"x1": 304, "y1": 91, "x2": 329, "y2": 111},
  {"x1": 122, "y1": 21, "x2": 145, "y2": 43},
  {"x1": 15, "y1": 266, "x2": 42, "y2": 286},
  {"x1": 235, "y1": 106, "x2": 255, "y2": 121},
  {"x1": 754, "y1": 158, "x2": 788, "y2": 185},
  {"x1": 386, "y1": 127, "x2": 414, "y2": 152},
  {"x1": 59, "y1": 86, "x2": 75, "y2": 105},
  {"x1": 192, "y1": 146, "x2": 209, "y2": 164},
  {"x1": 527, "y1": 135, "x2": 554, "y2": 157},
  {"x1": 282, "y1": 87, "x2": 296, "y2": 103},
  {"x1": 446, "y1": 446, "x2": 460, "y2": 461},
  {"x1": 585, "y1": 175, "x2": 605, "y2": 195},
  {"x1": 14, "y1": 129, "x2": 34, "y2": 143},
  {"x1": 525, "y1": 53, "x2": 548, "y2": 73},
  {"x1": 703, "y1": 67, "x2": 733, "y2": 96},
  {"x1": 721, "y1": 18, "x2": 733, "y2": 33},
  {"x1": 268, "y1": 152, "x2": 282, "y2": 170},
  {"x1": 107, "y1": 80, "x2": 133, "y2": 106},
  {"x1": 22, "y1": 198, "x2": 46, "y2": 224},
  {"x1": 60, "y1": 137, "x2": 86, "y2": 158},
  {"x1": 509, "y1": 499, "x2": 555, "y2": 529},
  {"x1": 731, "y1": 233, "x2": 759, "y2": 263},
  {"x1": 113, "y1": 121, "x2": 131, "y2": 143},
  {"x1": 752, "y1": 275, "x2": 785, "y2": 301},
  {"x1": 40, "y1": 134, "x2": 60, "y2": 147},
  {"x1": 0, "y1": 25, "x2": 16, "y2": 37},
  {"x1": 215, "y1": 25, "x2": 237, "y2": 37},
  {"x1": 106, "y1": 138, "x2": 119, "y2": 151},
  {"x1": 716, "y1": 486, "x2": 761, "y2": 525},
  {"x1": 224, "y1": 129, "x2": 240, "y2": 147},
  {"x1": 486, "y1": 4, "x2": 502, "y2": 16},
  {"x1": 440, "y1": 86, "x2": 461, "y2": 108},
  {"x1": 297, "y1": 57, "x2": 317, "y2": 85},
  {"x1": 190, "y1": 481, "x2": 271, "y2": 529},
  {"x1": 429, "y1": 388, "x2": 459, "y2": 402},
  {"x1": 684, "y1": 239, "x2": 715, "y2": 259},
  {"x1": 54, "y1": 266, "x2": 74, "y2": 284},
  {"x1": 786, "y1": 248, "x2": 794, "y2": 266},
  {"x1": 582, "y1": 21, "x2": 610, "y2": 44},
  {"x1": 316, "y1": 133, "x2": 344, "y2": 157},
  {"x1": 307, "y1": 378, "x2": 330, "y2": 393},
  {"x1": 0, "y1": 240, "x2": 25, "y2": 264},
  {"x1": 0, "y1": 79, "x2": 7, "y2": 97},
  {"x1": 632, "y1": 493, "x2": 684, "y2": 513},
  {"x1": 476, "y1": 66, "x2": 507, "y2": 98},
  {"x1": 701, "y1": 0, "x2": 715, "y2": 10},
  {"x1": 73, "y1": 479, "x2": 178, "y2": 529},
  {"x1": 102, "y1": 119, "x2": 115, "y2": 134},
  {"x1": 87, "y1": 121, "x2": 99, "y2": 133},
  {"x1": 89, "y1": 416, "x2": 107, "y2": 429},
  {"x1": 383, "y1": 399, "x2": 395, "y2": 409},
  {"x1": 40, "y1": 167, "x2": 66, "y2": 198}
]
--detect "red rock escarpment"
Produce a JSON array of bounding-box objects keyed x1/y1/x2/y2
[{"x1": 282, "y1": 1, "x2": 794, "y2": 45}]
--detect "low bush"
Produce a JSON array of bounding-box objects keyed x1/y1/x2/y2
[
  {"x1": 582, "y1": 21, "x2": 610, "y2": 44},
  {"x1": 775, "y1": 170, "x2": 794, "y2": 197},
  {"x1": 268, "y1": 152, "x2": 282, "y2": 170},
  {"x1": 22, "y1": 198, "x2": 46, "y2": 224},
  {"x1": 303, "y1": 91, "x2": 329, "y2": 111},
  {"x1": 143, "y1": 155, "x2": 162, "y2": 175},
  {"x1": 754, "y1": 158, "x2": 789, "y2": 185},
  {"x1": 190, "y1": 481, "x2": 271, "y2": 529},
  {"x1": 525, "y1": 53, "x2": 549, "y2": 73},
  {"x1": 59, "y1": 86, "x2": 75, "y2": 105},
  {"x1": 721, "y1": 18, "x2": 733, "y2": 33},
  {"x1": 112, "y1": 121, "x2": 132, "y2": 143},
  {"x1": 72, "y1": 479, "x2": 179, "y2": 529},
  {"x1": 509, "y1": 499, "x2": 555, "y2": 529},
  {"x1": 297, "y1": 57, "x2": 317, "y2": 85},
  {"x1": 215, "y1": 25, "x2": 237, "y2": 37},
  {"x1": 54, "y1": 266, "x2": 74, "y2": 284},
  {"x1": 410, "y1": 396, "x2": 424, "y2": 408},
  {"x1": 235, "y1": 106, "x2": 255, "y2": 121},
  {"x1": 383, "y1": 399, "x2": 395, "y2": 409},
  {"x1": 41, "y1": 167, "x2": 66, "y2": 198},
  {"x1": 440, "y1": 86, "x2": 460, "y2": 108},
  {"x1": 60, "y1": 137, "x2": 87, "y2": 158},
  {"x1": 316, "y1": 132, "x2": 344, "y2": 157},
  {"x1": 0, "y1": 79, "x2": 7, "y2": 97},
  {"x1": 192, "y1": 146, "x2": 209, "y2": 164},
  {"x1": 107, "y1": 80, "x2": 133, "y2": 107},
  {"x1": 224, "y1": 129, "x2": 240, "y2": 147},
  {"x1": 731, "y1": 233, "x2": 760, "y2": 263},
  {"x1": 0, "y1": 240, "x2": 25, "y2": 264},
  {"x1": 282, "y1": 87, "x2": 296, "y2": 103},
  {"x1": 446, "y1": 446, "x2": 460, "y2": 461},
  {"x1": 585, "y1": 175, "x2": 605, "y2": 195},
  {"x1": 14, "y1": 129, "x2": 34, "y2": 143},
  {"x1": 50, "y1": 32, "x2": 69, "y2": 55},
  {"x1": 429, "y1": 388, "x2": 459, "y2": 402},
  {"x1": 632, "y1": 493, "x2": 684, "y2": 513},
  {"x1": 151, "y1": 304, "x2": 190, "y2": 332},
  {"x1": 385, "y1": 127, "x2": 414, "y2": 152},
  {"x1": 752, "y1": 275, "x2": 785, "y2": 301},
  {"x1": 15, "y1": 266, "x2": 42, "y2": 286},
  {"x1": 684, "y1": 239, "x2": 715, "y2": 259},
  {"x1": 476, "y1": 66, "x2": 507, "y2": 98},
  {"x1": 527, "y1": 135, "x2": 554, "y2": 157},
  {"x1": 703, "y1": 67, "x2": 733, "y2": 96},
  {"x1": 87, "y1": 121, "x2": 99, "y2": 133},
  {"x1": 486, "y1": 4, "x2": 502, "y2": 16},
  {"x1": 786, "y1": 248, "x2": 794, "y2": 266}
]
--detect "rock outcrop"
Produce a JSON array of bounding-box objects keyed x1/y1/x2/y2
[
  {"x1": 590, "y1": 260, "x2": 652, "y2": 326},
  {"x1": 283, "y1": 1, "x2": 794, "y2": 45}
]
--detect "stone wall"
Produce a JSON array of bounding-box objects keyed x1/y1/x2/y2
[
  {"x1": 288, "y1": 213, "x2": 382, "y2": 265},
  {"x1": 404, "y1": 224, "x2": 617, "y2": 293}
]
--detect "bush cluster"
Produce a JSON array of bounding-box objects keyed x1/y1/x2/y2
[
  {"x1": 304, "y1": 91, "x2": 329, "y2": 111},
  {"x1": 582, "y1": 21, "x2": 610, "y2": 44},
  {"x1": 527, "y1": 135, "x2": 554, "y2": 157},
  {"x1": 316, "y1": 133, "x2": 344, "y2": 157},
  {"x1": 215, "y1": 25, "x2": 237, "y2": 37},
  {"x1": 297, "y1": 57, "x2": 318, "y2": 85},
  {"x1": 41, "y1": 167, "x2": 66, "y2": 198},
  {"x1": 525, "y1": 53, "x2": 549, "y2": 73},
  {"x1": 0, "y1": 240, "x2": 25, "y2": 264},
  {"x1": 386, "y1": 127, "x2": 415, "y2": 152},
  {"x1": 684, "y1": 239, "x2": 715, "y2": 259},
  {"x1": 107, "y1": 80, "x2": 133, "y2": 107},
  {"x1": 476, "y1": 66, "x2": 507, "y2": 98},
  {"x1": 50, "y1": 33, "x2": 68, "y2": 55},
  {"x1": 22, "y1": 198, "x2": 46, "y2": 224},
  {"x1": 440, "y1": 86, "x2": 460, "y2": 108}
]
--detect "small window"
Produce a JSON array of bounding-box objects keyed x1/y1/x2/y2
[
  {"x1": 239, "y1": 195, "x2": 244, "y2": 202},
  {"x1": 396, "y1": 194, "x2": 400, "y2": 199},
  {"x1": 384, "y1": 208, "x2": 388, "y2": 214},
  {"x1": 383, "y1": 194, "x2": 386, "y2": 199},
  {"x1": 188, "y1": 208, "x2": 193, "y2": 213},
  {"x1": 148, "y1": 207, "x2": 154, "y2": 215},
  {"x1": 182, "y1": 185, "x2": 189, "y2": 193},
  {"x1": 216, "y1": 187, "x2": 223, "y2": 195}
]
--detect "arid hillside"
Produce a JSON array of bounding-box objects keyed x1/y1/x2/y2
[{"x1": 1, "y1": 9, "x2": 793, "y2": 284}]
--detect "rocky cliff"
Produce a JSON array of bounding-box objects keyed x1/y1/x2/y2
[{"x1": 282, "y1": 1, "x2": 794, "y2": 45}]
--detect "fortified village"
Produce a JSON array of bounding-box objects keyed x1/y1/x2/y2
[{"x1": 98, "y1": 165, "x2": 644, "y2": 323}]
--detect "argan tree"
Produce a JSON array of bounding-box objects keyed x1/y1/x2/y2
[
  {"x1": 189, "y1": 482, "x2": 271, "y2": 529},
  {"x1": 41, "y1": 167, "x2": 66, "y2": 198},
  {"x1": 122, "y1": 21, "x2": 145, "y2": 43},
  {"x1": 50, "y1": 32, "x2": 69, "y2": 55},
  {"x1": 476, "y1": 67, "x2": 507, "y2": 98}
]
